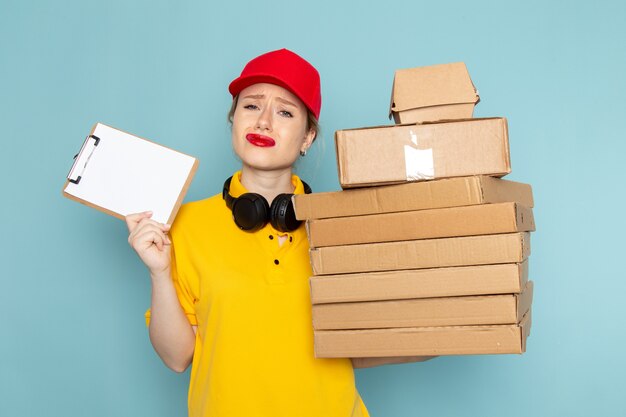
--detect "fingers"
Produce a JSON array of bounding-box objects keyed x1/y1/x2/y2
[
  {"x1": 125, "y1": 211, "x2": 154, "y2": 233},
  {"x1": 128, "y1": 217, "x2": 170, "y2": 240},
  {"x1": 133, "y1": 228, "x2": 171, "y2": 251},
  {"x1": 129, "y1": 223, "x2": 171, "y2": 246},
  {"x1": 127, "y1": 214, "x2": 172, "y2": 251}
]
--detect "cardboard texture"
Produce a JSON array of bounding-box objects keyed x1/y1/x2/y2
[
  {"x1": 293, "y1": 176, "x2": 533, "y2": 220},
  {"x1": 335, "y1": 117, "x2": 510, "y2": 189},
  {"x1": 312, "y1": 282, "x2": 533, "y2": 330},
  {"x1": 314, "y1": 311, "x2": 532, "y2": 358},
  {"x1": 310, "y1": 261, "x2": 529, "y2": 304},
  {"x1": 389, "y1": 62, "x2": 480, "y2": 124},
  {"x1": 310, "y1": 232, "x2": 531, "y2": 275},
  {"x1": 351, "y1": 356, "x2": 436, "y2": 369},
  {"x1": 306, "y1": 202, "x2": 535, "y2": 248}
]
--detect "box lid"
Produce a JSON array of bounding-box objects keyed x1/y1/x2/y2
[
  {"x1": 314, "y1": 309, "x2": 532, "y2": 357},
  {"x1": 335, "y1": 117, "x2": 511, "y2": 189},
  {"x1": 390, "y1": 62, "x2": 480, "y2": 114},
  {"x1": 309, "y1": 261, "x2": 529, "y2": 304},
  {"x1": 293, "y1": 176, "x2": 533, "y2": 221}
]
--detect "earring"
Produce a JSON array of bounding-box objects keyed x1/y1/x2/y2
[{"x1": 300, "y1": 149, "x2": 307, "y2": 157}]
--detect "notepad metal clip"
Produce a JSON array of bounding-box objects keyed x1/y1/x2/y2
[{"x1": 67, "y1": 134, "x2": 100, "y2": 185}]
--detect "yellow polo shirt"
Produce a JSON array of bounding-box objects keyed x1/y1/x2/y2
[{"x1": 149, "y1": 172, "x2": 369, "y2": 417}]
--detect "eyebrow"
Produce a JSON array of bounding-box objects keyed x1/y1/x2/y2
[{"x1": 241, "y1": 94, "x2": 298, "y2": 108}]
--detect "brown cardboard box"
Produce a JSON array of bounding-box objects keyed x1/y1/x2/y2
[
  {"x1": 310, "y1": 261, "x2": 529, "y2": 304},
  {"x1": 351, "y1": 355, "x2": 436, "y2": 368},
  {"x1": 310, "y1": 232, "x2": 530, "y2": 275},
  {"x1": 389, "y1": 62, "x2": 480, "y2": 124},
  {"x1": 314, "y1": 311, "x2": 531, "y2": 357},
  {"x1": 306, "y1": 202, "x2": 535, "y2": 248},
  {"x1": 293, "y1": 176, "x2": 533, "y2": 220},
  {"x1": 335, "y1": 117, "x2": 510, "y2": 188},
  {"x1": 312, "y1": 281, "x2": 533, "y2": 330}
]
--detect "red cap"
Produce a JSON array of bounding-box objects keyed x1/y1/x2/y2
[{"x1": 228, "y1": 49, "x2": 321, "y2": 120}]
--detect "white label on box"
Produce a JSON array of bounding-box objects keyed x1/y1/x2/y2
[{"x1": 404, "y1": 130, "x2": 434, "y2": 180}]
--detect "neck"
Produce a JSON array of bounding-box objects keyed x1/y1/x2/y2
[{"x1": 239, "y1": 165, "x2": 295, "y2": 203}]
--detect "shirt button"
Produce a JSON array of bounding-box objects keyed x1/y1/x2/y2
[
  {"x1": 274, "y1": 259, "x2": 280, "y2": 265},
  {"x1": 269, "y1": 235, "x2": 274, "y2": 240}
]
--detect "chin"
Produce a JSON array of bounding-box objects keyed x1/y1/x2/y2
[
  {"x1": 234, "y1": 143, "x2": 298, "y2": 171},
  {"x1": 240, "y1": 154, "x2": 296, "y2": 172}
]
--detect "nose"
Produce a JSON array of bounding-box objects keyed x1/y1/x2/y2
[{"x1": 255, "y1": 105, "x2": 272, "y2": 132}]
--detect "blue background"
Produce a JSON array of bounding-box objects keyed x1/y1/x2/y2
[{"x1": 2, "y1": 1, "x2": 625, "y2": 416}]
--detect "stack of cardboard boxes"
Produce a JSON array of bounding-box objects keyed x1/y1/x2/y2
[{"x1": 293, "y1": 63, "x2": 535, "y2": 360}]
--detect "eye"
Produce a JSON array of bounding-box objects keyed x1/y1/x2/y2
[
  {"x1": 243, "y1": 104, "x2": 259, "y2": 110},
  {"x1": 279, "y1": 110, "x2": 293, "y2": 118}
]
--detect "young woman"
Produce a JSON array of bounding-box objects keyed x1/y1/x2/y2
[{"x1": 126, "y1": 49, "x2": 370, "y2": 417}]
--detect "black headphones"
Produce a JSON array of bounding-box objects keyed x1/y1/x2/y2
[{"x1": 222, "y1": 176, "x2": 312, "y2": 233}]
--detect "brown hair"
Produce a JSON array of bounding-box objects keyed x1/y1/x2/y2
[{"x1": 227, "y1": 95, "x2": 319, "y2": 142}]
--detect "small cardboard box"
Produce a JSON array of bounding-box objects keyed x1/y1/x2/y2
[
  {"x1": 312, "y1": 282, "x2": 533, "y2": 330},
  {"x1": 314, "y1": 311, "x2": 531, "y2": 358},
  {"x1": 293, "y1": 176, "x2": 533, "y2": 220},
  {"x1": 306, "y1": 202, "x2": 535, "y2": 248},
  {"x1": 335, "y1": 118, "x2": 510, "y2": 189},
  {"x1": 310, "y1": 261, "x2": 529, "y2": 304},
  {"x1": 389, "y1": 62, "x2": 480, "y2": 124},
  {"x1": 310, "y1": 232, "x2": 530, "y2": 275}
]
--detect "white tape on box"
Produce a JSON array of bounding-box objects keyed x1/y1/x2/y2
[{"x1": 404, "y1": 130, "x2": 434, "y2": 181}]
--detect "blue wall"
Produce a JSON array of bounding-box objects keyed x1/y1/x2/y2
[{"x1": 2, "y1": 1, "x2": 625, "y2": 416}]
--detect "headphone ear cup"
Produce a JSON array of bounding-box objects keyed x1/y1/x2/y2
[
  {"x1": 270, "y1": 194, "x2": 301, "y2": 233},
  {"x1": 231, "y1": 193, "x2": 270, "y2": 231}
]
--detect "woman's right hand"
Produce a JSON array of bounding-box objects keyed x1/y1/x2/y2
[{"x1": 126, "y1": 211, "x2": 172, "y2": 276}]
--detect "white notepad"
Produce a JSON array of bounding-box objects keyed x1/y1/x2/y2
[{"x1": 63, "y1": 123, "x2": 199, "y2": 224}]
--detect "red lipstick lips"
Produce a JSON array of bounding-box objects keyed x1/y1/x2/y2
[{"x1": 246, "y1": 133, "x2": 276, "y2": 147}]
